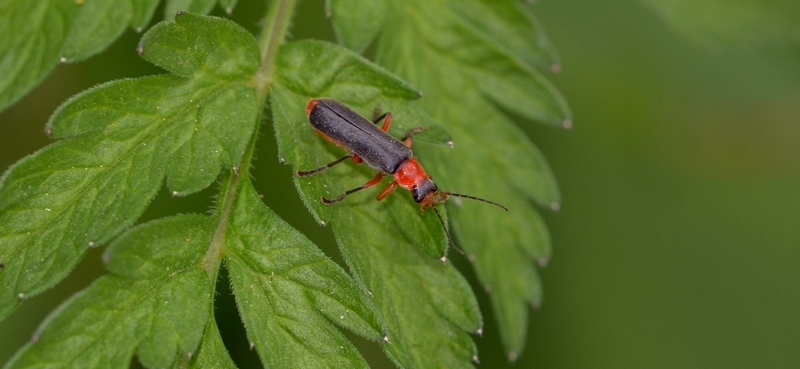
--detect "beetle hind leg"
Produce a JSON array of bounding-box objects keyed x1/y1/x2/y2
[{"x1": 297, "y1": 154, "x2": 353, "y2": 177}]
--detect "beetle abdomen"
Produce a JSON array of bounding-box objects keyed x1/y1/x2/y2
[{"x1": 309, "y1": 98, "x2": 412, "y2": 174}]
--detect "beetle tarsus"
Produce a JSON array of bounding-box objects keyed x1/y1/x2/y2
[
  {"x1": 320, "y1": 195, "x2": 345, "y2": 205},
  {"x1": 297, "y1": 168, "x2": 321, "y2": 177}
]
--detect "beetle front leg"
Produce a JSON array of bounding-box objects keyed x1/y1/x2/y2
[{"x1": 376, "y1": 181, "x2": 398, "y2": 201}]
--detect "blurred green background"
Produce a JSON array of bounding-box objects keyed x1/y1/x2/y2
[{"x1": 2, "y1": 0, "x2": 799, "y2": 367}]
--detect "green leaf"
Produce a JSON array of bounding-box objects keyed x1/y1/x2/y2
[
  {"x1": 0, "y1": 0, "x2": 239, "y2": 113},
  {"x1": 326, "y1": 0, "x2": 388, "y2": 53},
  {"x1": 332, "y1": 0, "x2": 570, "y2": 359},
  {"x1": 132, "y1": 0, "x2": 162, "y2": 31},
  {"x1": 0, "y1": 13, "x2": 259, "y2": 320},
  {"x1": 165, "y1": 0, "x2": 217, "y2": 20},
  {"x1": 0, "y1": 0, "x2": 78, "y2": 112},
  {"x1": 272, "y1": 39, "x2": 421, "y2": 101},
  {"x1": 61, "y1": 0, "x2": 183, "y2": 62},
  {"x1": 225, "y1": 181, "x2": 385, "y2": 368},
  {"x1": 61, "y1": 0, "x2": 134, "y2": 62},
  {"x1": 139, "y1": 12, "x2": 259, "y2": 79},
  {"x1": 451, "y1": 0, "x2": 560, "y2": 70},
  {"x1": 272, "y1": 39, "x2": 481, "y2": 367},
  {"x1": 426, "y1": 0, "x2": 570, "y2": 127},
  {"x1": 640, "y1": 0, "x2": 800, "y2": 47},
  {"x1": 187, "y1": 319, "x2": 237, "y2": 369},
  {"x1": 5, "y1": 214, "x2": 214, "y2": 368},
  {"x1": 218, "y1": 0, "x2": 238, "y2": 15},
  {"x1": 334, "y1": 201, "x2": 483, "y2": 368}
]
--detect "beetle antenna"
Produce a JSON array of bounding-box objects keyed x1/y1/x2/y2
[
  {"x1": 446, "y1": 192, "x2": 508, "y2": 212},
  {"x1": 431, "y1": 204, "x2": 464, "y2": 255}
]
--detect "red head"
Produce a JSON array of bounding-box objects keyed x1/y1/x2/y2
[{"x1": 393, "y1": 158, "x2": 438, "y2": 205}]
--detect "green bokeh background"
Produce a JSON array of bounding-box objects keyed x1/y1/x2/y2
[{"x1": 2, "y1": 0, "x2": 799, "y2": 367}]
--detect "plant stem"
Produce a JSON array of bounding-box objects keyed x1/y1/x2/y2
[
  {"x1": 256, "y1": 0, "x2": 297, "y2": 97},
  {"x1": 202, "y1": 0, "x2": 297, "y2": 276}
]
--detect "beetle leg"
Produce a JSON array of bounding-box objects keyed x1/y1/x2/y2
[
  {"x1": 371, "y1": 103, "x2": 392, "y2": 131},
  {"x1": 321, "y1": 173, "x2": 384, "y2": 204},
  {"x1": 372, "y1": 105, "x2": 383, "y2": 121},
  {"x1": 297, "y1": 153, "x2": 354, "y2": 177},
  {"x1": 376, "y1": 181, "x2": 399, "y2": 201},
  {"x1": 370, "y1": 111, "x2": 393, "y2": 132},
  {"x1": 401, "y1": 127, "x2": 428, "y2": 147}
]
